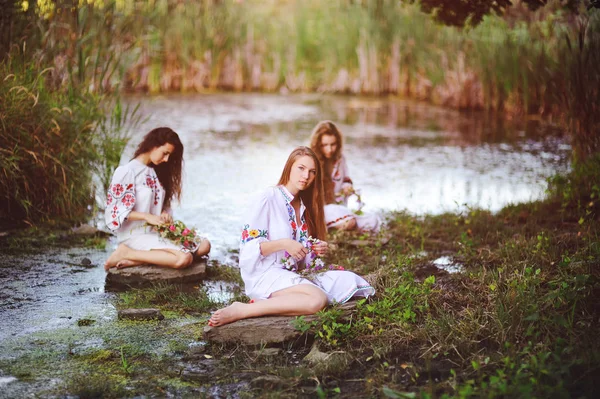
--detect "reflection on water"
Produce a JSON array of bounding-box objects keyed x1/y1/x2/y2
[
  {"x1": 0, "y1": 94, "x2": 571, "y2": 385},
  {"x1": 119, "y1": 93, "x2": 570, "y2": 262},
  {"x1": 433, "y1": 256, "x2": 464, "y2": 274}
]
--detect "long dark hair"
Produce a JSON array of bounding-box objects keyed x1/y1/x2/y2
[
  {"x1": 309, "y1": 121, "x2": 343, "y2": 204},
  {"x1": 277, "y1": 146, "x2": 327, "y2": 241},
  {"x1": 133, "y1": 127, "x2": 183, "y2": 209}
]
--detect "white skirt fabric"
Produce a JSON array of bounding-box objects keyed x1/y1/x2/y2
[
  {"x1": 251, "y1": 267, "x2": 375, "y2": 304},
  {"x1": 121, "y1": 233, "x2": 196, "y2": 253},
  {"x1": 324, "y1": 204, "x2": 381, "y2": 233}
]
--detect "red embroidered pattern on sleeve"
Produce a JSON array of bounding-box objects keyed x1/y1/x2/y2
[
  {"x1": 146, "y1": 174, "x2": 161, "y2": 205},
  {"x1": 107, "y1": 183, "x2": 135, "y2": 228}
]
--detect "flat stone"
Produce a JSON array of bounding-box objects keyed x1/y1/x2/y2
[
  {"x1": 71, "y1": 224, "x2": 110, "y2": 236},
  {"x1": 118, "y1": 308, "x2": 164, "y2": 321},
  {"x1": 203, "y1": 301, "x2": 357, "y2": 346},
  {"x1": 303, "y1": 343, "x2": 351, "y2": 374},
  {"x1": 105, "y1": 259, "x2": 207, "y2": 288},
  {"x1": 250, "y1": 374, "x2": 290, "y2": 389},
  {"x1": 180, "y1": 359, "x2": 219, "y2": 383}
]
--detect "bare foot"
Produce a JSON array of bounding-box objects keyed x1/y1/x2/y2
[
  {"x1": 208, "y1": 302, "x2": 249, "y2": 327},
  {"x1": 104, "y1": 244, "x2": 130, "y2": 271},
  {"x1": 116, "y1": 259, "x2": 143, "y2": 269}
]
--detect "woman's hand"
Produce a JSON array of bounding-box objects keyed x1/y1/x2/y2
[
  {"x1": 312, "y1": 240, "x2": 329, "y2": 256},
  {"x1": 341, "y1": 183, "x2": 354, "y2": 196},
  {"x1": 145, "y1": 214, "x2": 163, "y2": 226},
  {"x1": 285, "y1": 239, "x2": 309, "y2": 261},
  {"x1": 160, "y1": 212, "x2": 173, "y2": 224}
]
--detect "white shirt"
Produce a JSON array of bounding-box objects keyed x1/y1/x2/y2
[{"x1": 104, "y1": 159, "x2": 166, "y2": 243}]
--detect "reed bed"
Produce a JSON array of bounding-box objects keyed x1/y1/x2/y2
[{"x1": 79, "y1": 0, "x2": 570, "y2": 115}]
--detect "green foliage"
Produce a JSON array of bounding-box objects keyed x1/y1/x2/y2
[
  {"x1": 547, "y1": 154, "x2": 600, "y2": 218},
  {"x1": 293, "y1": 307, "x2": 353, "y2": 348},
  {"x1": 119, "y1": 346, "x2": 133, "y2": 375},
  {"x1": 0, "y1": 56, "x2": 102, "y2": 221},
  {"x1": 556, "y1": 12, "x2": 600, "y2": 161},
  {"x1": 116, "y1": 283, "x2": 218, "y2": 314},
  {"x1": 0, "y1": 0, "x2": 140, "y2": 223},
  {"x1": 358, "y1": 273, "x2": 435, "y2": 333}
]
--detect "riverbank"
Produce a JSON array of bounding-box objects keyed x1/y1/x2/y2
[{"x1": 1, "y1": 160, "x2": 597, "y2": 398}]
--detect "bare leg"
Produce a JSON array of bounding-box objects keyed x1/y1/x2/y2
[
  {"x1": 104, "y1": 244, "x2": 192, "y2": 270},
  {"x1": 329, "y1": 217, "x2": 357, "y2": 232},
  {"x1": 337, "y1": 217, "x2": 357, "y2": 231},
  {"x1": 208, "y1": 284, "x2": 328, "y2": 327},
  {"x1": 194, "y1": 239, "x2": 211, "y2": 258}
]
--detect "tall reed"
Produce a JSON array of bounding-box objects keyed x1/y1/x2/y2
[
  {"x1": 557, "y1": 12, "x2": 600, "y2": 161},
  {"x1": 77, "y1": 0, "x2": 573, "y2": 116},
  {"x1": 0, "y1": 1, "x2": 140, "y2": 223}
]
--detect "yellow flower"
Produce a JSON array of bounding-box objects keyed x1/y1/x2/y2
[{"x1": 249, "y1": 229, "x2": 259, "y2": 237}]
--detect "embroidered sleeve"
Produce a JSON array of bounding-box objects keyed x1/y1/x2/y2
[
  {"x1": 240, "y1": 192, "x2": 270, "y2": 245},
  {"x1": 239, "y1": 190, "x2": 274, "y2": 276},
  {"x1": 105, "y1": 166, "x2": 136, "y2": 232}
]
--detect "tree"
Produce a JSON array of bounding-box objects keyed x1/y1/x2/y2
[{"x1": 416, "y1": 0, "x2": 585, "y2": 27}]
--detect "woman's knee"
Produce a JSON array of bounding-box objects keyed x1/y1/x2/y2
[
  {"x1": 174, "y1": 252, "x2": 193, "y2": 269},
  {"x1": 195, "y1": 239, "x2": 211, "y2": 257},
  {"x1": 342, "y1": 217, "x2": 357, "y2": 230},
  {"x1": 306, "y1": 289, "x2": 328, "y2": 313}
]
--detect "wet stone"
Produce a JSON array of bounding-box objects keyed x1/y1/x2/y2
[
  {"x1": 118, "y1": 308, "x2": 164, "y2": 321},
  {"x1": 250, "y1": 374, "x2": 290, "y2": 389},
  {"x1": 180, "y1": 359, "x2": 219, "y2": 383},
  {"x1": 303, "y1": 344, "x2": 351, "y2": 374},
  {"x1": 105, "y1": 259, "x2": 207, "y2": 288},
  {"x1": 203, "y1": 301, "x2": 357, "y2": 346}
]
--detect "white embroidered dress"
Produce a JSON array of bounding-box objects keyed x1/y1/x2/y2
[
  {"x1": 104, "y1": 159, "x2": 194, "y2": 252},
  {"x1": 239, "y1": 185, "x2": 375, "y2": 303},
  {"x1": 325, "y1": 155, "x2": 381, "y2": 232}
]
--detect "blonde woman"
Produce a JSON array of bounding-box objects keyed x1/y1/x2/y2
[
  {"x1": 310, "y1": 121, "x2": 380, "y2": 232},
  {"x1": 208, "y1": 147, "x2": 374, "y2": 327}
]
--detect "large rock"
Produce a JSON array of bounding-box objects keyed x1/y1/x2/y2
[
  {"x1": 105, "y1": 259, "x2": 207, "y2": 289},
  {"x1": 203, "y1": 301, "x2": 357, "y2": 346}
]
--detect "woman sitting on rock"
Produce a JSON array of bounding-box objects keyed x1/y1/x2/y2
[
  {"x1": 208, "y1": 146, "x2": 374, "y2": 327},
  {"x1": 309, "y1": 120, "x2": 380, "y2": 233},
  {"x1": 104, "y1": 127, "x2": 210, "y2": 270}
]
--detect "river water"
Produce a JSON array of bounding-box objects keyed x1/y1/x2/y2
[
  {"x1": 0, "y1": 94, "x2": 571, "y2": 394},
  {"x1": 121, "y1": 93, "x2": 570, "y2": 262}
]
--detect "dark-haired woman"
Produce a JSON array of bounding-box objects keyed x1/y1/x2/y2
[
  {"x1": 104, "y1": 127, "x2": 210, "y2": 270},
  {"x1": 208, "y1": 146, "x2": 374, "y2": 327}
]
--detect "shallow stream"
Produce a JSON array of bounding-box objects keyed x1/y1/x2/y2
[{"x1": 0, "y1": 94, "x2": 571, "y2": 396}]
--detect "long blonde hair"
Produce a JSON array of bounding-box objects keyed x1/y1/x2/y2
[
  {"x1": 309, "y1": 121, "x2": 343, "y2": 204},
  {"x1": 277, "y1": 146, "x2": 327, "y2": 240}
]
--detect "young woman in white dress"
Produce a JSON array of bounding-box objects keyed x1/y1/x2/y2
[
  {"x1": 309, "y1": 121, "x2": 380, "y2": 232},
  {"x1": 208, "y1": 146, "x2": 374, "y2": 327},
  {"x1": 104, "y1": 127, "x2": 211, "y2": 270}
]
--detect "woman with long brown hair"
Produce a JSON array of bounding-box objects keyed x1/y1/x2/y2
[
  {"x1": 104, "y1": 127, "x2": 210, "y2": 270},
  {"x1": 208, "y1": 146, "x2": 374, "y2": 327},
  {"x1": 310, "y1": 120, "x2": 380, "y2": 232}
]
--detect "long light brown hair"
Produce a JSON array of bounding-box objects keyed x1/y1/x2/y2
[
  {"x1": 277, "y1": 146, "x2": 327, "y2": 241},
  {"x1": 133, "y1": 127, "x2": 184, "y2": 210},
  {"x1": 309, "y1": 121, "x2": 344, "y2": 204}
]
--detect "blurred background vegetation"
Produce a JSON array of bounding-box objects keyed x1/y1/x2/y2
[{"x1": 0, "y1": 0, "x2": 598, "y2": 223}]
